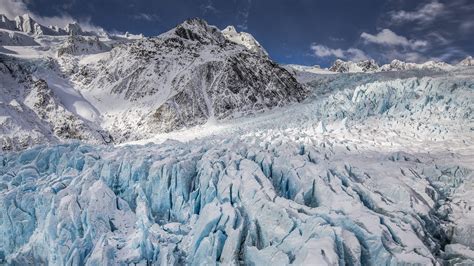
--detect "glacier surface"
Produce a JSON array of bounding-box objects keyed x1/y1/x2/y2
[{"x1": 1, "y1": 65, "x2": 473, "y2": 264}]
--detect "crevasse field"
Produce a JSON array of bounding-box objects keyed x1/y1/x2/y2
[{"x1": 2, "y1": 68, "x2": 474, "y2": 265}]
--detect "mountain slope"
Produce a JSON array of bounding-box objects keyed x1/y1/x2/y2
[
  {"x1": 0, "y1": 55, "x2": 111, "y2": 150},
  {"x1": 73, "y1": 18, "x2": 307, "y2": 142},
  {"x1": 0, "y1": 16, "x2": 307, "y2": 148}
]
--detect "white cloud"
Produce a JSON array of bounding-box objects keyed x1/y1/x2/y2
[
  {"x1": 311, "y1": 44, "x2": 369, "y2": 62},
  {"x1": 0, "y1": 0, "x2": 103, "y2": 31},
  {"x1": 361, "y1": 29, "x2": 427, "y2": 49},
  {"x1": 345, "y1": 48, "x2": 371, "y2": 62},
  {"x1": 0, "y1": 0, "x2": 29, "y2": 19},
  {"x1": 390, "y1": 1, "x2": 444, "y2": 25},
  {"x1": 311, "y1": 44, "x2": 344, "y2": 58},
  {"x1": 201, "y1": 0, "x2": 219, "y2": 15},
  {"x1": 132, "y1": 13, "x2": 160, "y2": 22}
]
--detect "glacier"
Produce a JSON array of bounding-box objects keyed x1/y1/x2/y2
[
  {"x1": 1, "y1": 67, "x2": 473, "y2": 264},
  {"x1": 0, "y1": 132, "x2": 472, "y2": 265}
]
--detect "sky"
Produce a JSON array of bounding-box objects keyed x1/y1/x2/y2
[{"x1": 1, "y1": 0, "x2": 473, "y2": 66}]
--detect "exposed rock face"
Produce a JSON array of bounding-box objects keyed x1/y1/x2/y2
[
  {"x1": 0, "y1": 56, "x2": 111, "y2": 151},
  {"x1": 77, "y1": 18, "x2": 308, "y2": 141},
  {"x1": 57, "y1": 35, "x2": 110, "y2": 57},
  {"x1": 357, "y1": 59, "x2": 379, "y2": 72},
  {"x1": 0, "y1": 14, "x2": 16, "y2": 30},
  {"x1": 64, "y1": 22, "x2": 83, "y2": 36},
  {"x1": 24, "y1": 79, "x2": 111, "y2": 143}
]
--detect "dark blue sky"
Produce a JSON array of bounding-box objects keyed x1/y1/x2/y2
[{"x1": 3, "y1": 0, "x2": 474, "y2": 66}]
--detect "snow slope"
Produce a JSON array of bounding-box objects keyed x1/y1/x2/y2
[{"x1": 221, "y1": 25, "x2": 268, "y2": 56}]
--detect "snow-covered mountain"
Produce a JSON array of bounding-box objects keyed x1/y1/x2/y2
[
  {"x1": 329, "y1": 59, "x2": 380, "y2": 73},
  {"x1": 294, "y1": 58, "x2": 461, "y2": 74},
  {"x1": 458, "y1": 56, "x2": 474, "y2": 66},
  {"x1": 72, "y1": 18, "x2": 307, "y2": 142},
  {"x1": 0, "y1": 16, "x2": 307, "y2": 148},
  {"x1": 1, "y1": 14, "x2": 473, "y2": 265},
  {"x1": 379, "y1": 59, "x2": 454, "y2": 72},
  {"x1": 284, "y1": 64, "x2": 335, "y2": 75},
  {"x1": 0, "y1": 13, "x2": 93, "y2": 36}
]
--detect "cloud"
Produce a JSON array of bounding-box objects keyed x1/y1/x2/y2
[
  {"x1": 132, "y1": 13, "x2": 160, "y2": 22},
  {"x1": 0, "y1": 0, "x2": 29, "y2": 18},
  {"x1": 0, "y1": 0, "x2": 103, "y2": 31},
  {"x1": 236, "y1": 0, "x2": 252, "y2": 30},
  {"x1": 389, "y1": 1, "x2": 445, "y2": 25},
  {"x1": 200, "y1": 0, "x2": 219, "y2": 15},
  {"x1": 329, "y1": 36, "x2": 344, "y2": 42},
  {"x1": 460, "y1": 20, "x2": 474, "y2": 34},
  {"x1": 361, "y1": 29, "x2": 427, "y2": 49},
  {"x1": 311, "y1": 44, "x2": 369, "y2": 62}
]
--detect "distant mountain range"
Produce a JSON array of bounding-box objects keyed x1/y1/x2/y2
[{"x1": 288, "y1": 57, "x2": 472, "y2": 74}]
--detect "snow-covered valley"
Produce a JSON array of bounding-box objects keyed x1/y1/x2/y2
[{"x1": 0, "y1": 14, "x2": 473, "y2": 265}]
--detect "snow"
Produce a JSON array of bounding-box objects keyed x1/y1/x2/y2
[
  {"x1": 285, "y1": 64, "x2": 336, "y2": 75},
  {"x1": 1, "y1": 109, "x2": 472, "y2": 264},
  {"x1": 34, "y1": 69, "x2": 100, "y2": 123},
  {"x1": 222, "y1": 25, "x2": 268, "y2": 56}
]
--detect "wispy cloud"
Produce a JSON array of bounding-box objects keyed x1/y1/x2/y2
[
  {"x1": 389, "y1": 1, "x2": 445, "y2": 25},
  {"x1": 361, "y1": 29, "x2": 427, "y2": 49},
  {"x1": 311, "y1": 44, "x2": 369, "y2": 62},
  {"x1": 236, "y1": 0, "x2": 252, "y2": 31},
  {"x1": 200, "y1": 0, "x2": 219, "y2": 15},
  {"x1": 131, "y1": 13, "x2": 160, "y2": 22}
]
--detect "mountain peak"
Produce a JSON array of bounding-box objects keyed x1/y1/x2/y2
[
  {"x1": 458, "y1": 56, "x2": 473, "y2": 66},
  {"x1": 173, "y1": 18, "x2": 225, "y2": 44},
  {"x1": 329, "y1": 59, "x2": 378, "y2": 73},
  {"x1": 0, "y1": 13, "x2": 95, "y2": 36},
  {"x1": 65, "y1": 22, "x2": 84, "y2": 36},
  {"x1": 14, "y1": 13, "x2": 37, "y2": 34},
  {"x1": 221, "y1": 25, "x2": 268, "y2": 56},
  {"x1": 223, "y1": 25, "x2": 237, "y2": 34}
]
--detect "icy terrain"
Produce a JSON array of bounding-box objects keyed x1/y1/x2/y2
[
  {"x1": 2, "y1": 66, "x2": 474, "y2": 264},
  {"x1": 1, "y1": 15, "x2": 474, "y2": 265}
]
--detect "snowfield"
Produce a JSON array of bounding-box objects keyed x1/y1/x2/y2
[{"x1": 1, "y1": 15, "x2": 474, "y2": 265}]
